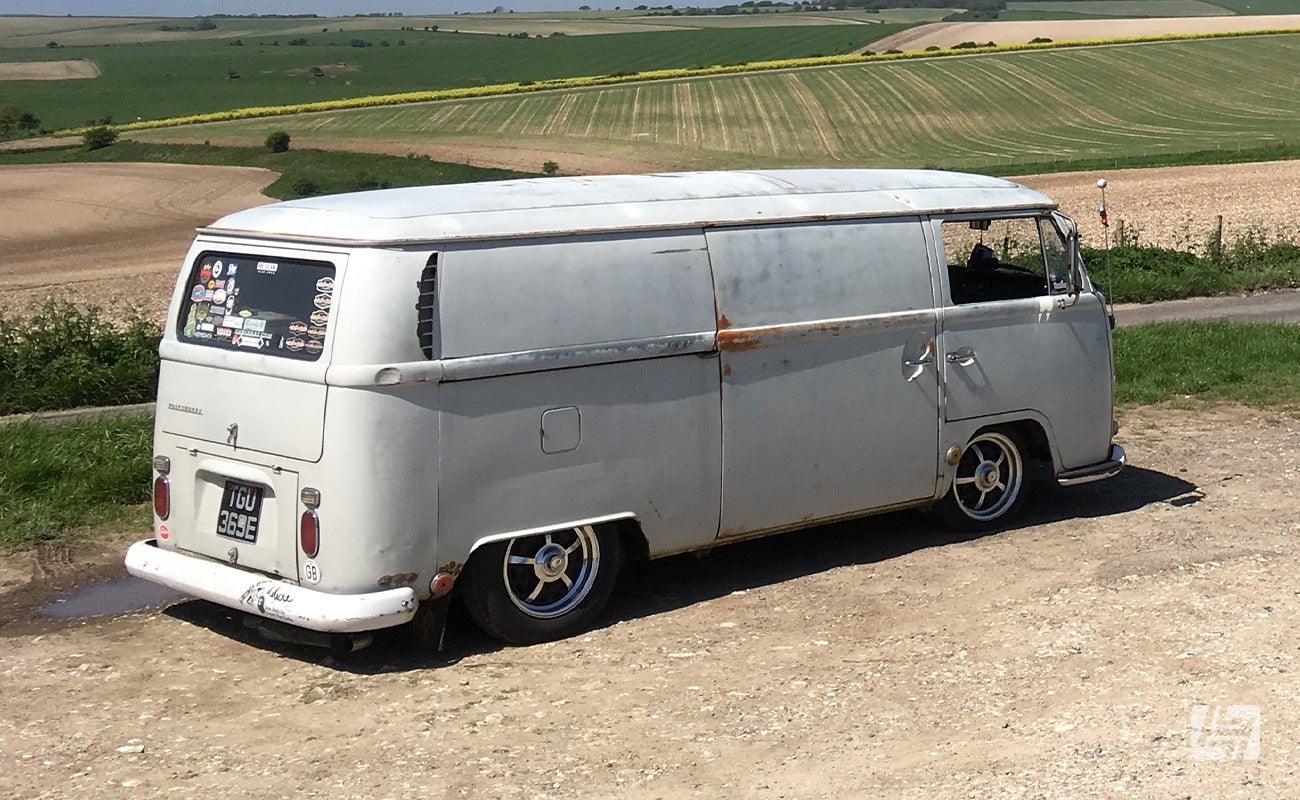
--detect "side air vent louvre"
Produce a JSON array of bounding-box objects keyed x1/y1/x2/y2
[{"x1": 417, "y1": 254, "x2": 438, "y2": 360}]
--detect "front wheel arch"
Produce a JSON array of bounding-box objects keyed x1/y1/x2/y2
[{"x1": 935, "y1": 424, "x2": 1039, "y2": 531}]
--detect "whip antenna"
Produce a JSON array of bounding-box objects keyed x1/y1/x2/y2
[{"x1": 1097, "y1": 178, "x2": 1114, "y2": 326}]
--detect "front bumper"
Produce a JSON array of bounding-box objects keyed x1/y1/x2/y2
[
  {"x1": 125, "y1": 539, "x2": 418, "y2": 633},
  {"x1": 1055, "y1": 443, "x2": 1127, "y2": 487}
]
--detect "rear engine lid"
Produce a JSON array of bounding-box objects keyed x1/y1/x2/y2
[{"x1": 158, "y1": 362, "x2": 326, "y2": 462}]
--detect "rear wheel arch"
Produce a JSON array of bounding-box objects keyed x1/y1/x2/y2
[{"x1": 458, "y1": 518, "x2": 632, "y2": 646}]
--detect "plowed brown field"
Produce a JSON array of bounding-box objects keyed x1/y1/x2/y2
[
  {"x1": 867, "y1": 14, "x2": 1300, "y2": 51},
  {"x1": 0, "y1": 59, "x2": 99, "y2": 80},
  {"x1": 0, "y1": 163, "x2": 274, "y2": 320}
]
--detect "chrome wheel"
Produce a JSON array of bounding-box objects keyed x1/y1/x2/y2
[
  {"x1": 951, "y1": 430, "x2": 1024, "y2": 522},
  {"x1": 502, "y1": 525, "x2": 601, "y2": 620}
]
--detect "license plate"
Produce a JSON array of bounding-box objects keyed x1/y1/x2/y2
[{"x1": 217, "y1": 480, "x2": 263, "y2": 543}]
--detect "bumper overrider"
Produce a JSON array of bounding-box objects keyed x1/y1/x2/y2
[
  {"x1": 125, "y1": 539, "x2": 418, "y2": 633},
  {"x1": 1055, "y1": 444, "x2": 1127, "y2": 487}
]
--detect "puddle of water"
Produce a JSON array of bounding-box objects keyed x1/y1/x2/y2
[{"x1": 39, "y1": 577, "x2": 186, "y2": 619}]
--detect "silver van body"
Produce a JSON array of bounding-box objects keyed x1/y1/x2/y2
[{"x1": 126, "y1": 169, "x2": 1124, "y2": 646}]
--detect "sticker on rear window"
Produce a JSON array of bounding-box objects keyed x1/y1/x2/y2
[{"x1": 178, "y1": 253, "x2": 335, "y2": 362}]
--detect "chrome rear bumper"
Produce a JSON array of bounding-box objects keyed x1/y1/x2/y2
[{"x1": 125, "y1": 539, "x2": 417, "y2": 633}]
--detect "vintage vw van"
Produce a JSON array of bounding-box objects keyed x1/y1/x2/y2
[{"x1": 126, "y1": 170, "x2": 1125, "y2": 650}]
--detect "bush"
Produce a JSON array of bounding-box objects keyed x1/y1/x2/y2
[
  {"x1": 347, "y1": 172, "x2": 390, "y2": 191},
  {"x1": 1083, "y1": 234, "x2": 1300, "y2": 304},
  {"x1": 0, "y1": 299, "x2": 160, "y2": 415},
  {"x1": 0, "y1": 104, "x2": 40, "y2": 139},
  {"x1": 265, "y1": 130, "x2": 291, "y2": 153},
  {"x1": 541, "y1": 160, "x2": 560, "y2": 176},
  {"x1": 292, "y1": 178, "x2": 319, "y2": 197},
  {"x1": 82, "y1": 125, "x2": 118, "y2": 150}
]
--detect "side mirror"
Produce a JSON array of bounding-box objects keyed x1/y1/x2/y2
[{"x1": 1051, "y1": 211, "x2": 1082, "y2": 298}]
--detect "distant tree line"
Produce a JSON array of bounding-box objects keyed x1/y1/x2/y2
[
  {"x1": 158, "y1": 18, "x2": 217, "y2": 31},
  {"x1": 648, "y1": 0, "x2": 1006, "y2": 18}
]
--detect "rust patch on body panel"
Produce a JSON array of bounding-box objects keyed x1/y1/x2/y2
[
  {"x1": 717, "y1": 328, "x2": 768, "y2": 352},
  {"x1": 436, "y1": 561, "x2": 463, "y2": 578},
  {"x1": 718, "y1": 313, "x2": 734, "y2": 330},
  {"x1": 377, "y1": 572, "x2": 418, "y2": 588},
  {"x1": 716, "y1": 315, "x2": 901, "y2": 353}
]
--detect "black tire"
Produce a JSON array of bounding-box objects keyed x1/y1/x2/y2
[
  {"x1": 935, "y1": 427, "x2": 1031, "y2": 532},
  {"x1": 461, "y1": 524, "x2": 623, "y2": 646}
]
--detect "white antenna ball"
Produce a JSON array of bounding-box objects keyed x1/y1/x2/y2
[{"x1": 1096, "y1": 178, "x2": 1108, "y2": 189}]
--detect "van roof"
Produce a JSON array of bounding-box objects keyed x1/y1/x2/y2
[{"x1": 202, "y1": 169, "x2": 1056, "y2": 245}]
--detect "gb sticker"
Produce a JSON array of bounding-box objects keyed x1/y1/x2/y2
[{"x1": 301, "y1": 559, "x2": 322, "y2": 585}]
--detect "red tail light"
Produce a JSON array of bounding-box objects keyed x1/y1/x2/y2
[
  {"x1": 300, "y1": 510, "x2": 320, "y2": 557},
  {"x1": 153, "y1": 475, "x2": 170, "y2": 520}
]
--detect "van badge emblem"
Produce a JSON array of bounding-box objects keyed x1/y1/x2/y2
[
  {"x1": 227, "y1": 423, "x2": 239, "y2": 447},
  {"x1": 228, "y1": 547, "x2": 239, "y2": 564}
]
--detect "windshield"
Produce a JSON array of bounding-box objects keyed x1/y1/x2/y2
[{"x1": 177, "y1": 252, "x2": 336, "y2": 361}]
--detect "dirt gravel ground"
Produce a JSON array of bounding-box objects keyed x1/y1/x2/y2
[
  {"x1": 1014, "y1": 160, "x2": 1300, "y2": 251},
  {"x1": 867, "y1": 14, "x2": 1300, "y2": 51},
  {"x1": 1, "y1": 405, "x2": 1298, "y2": 799}
]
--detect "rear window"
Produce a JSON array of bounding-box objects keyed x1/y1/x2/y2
[{"x1": 178, "y1": 252, "x2": 336, "y2": 361}]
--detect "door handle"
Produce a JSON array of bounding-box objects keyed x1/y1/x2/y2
[
  {"x1": 946, "y1": 347, "x2": 977, "y2": 367},
  {"x1": 903, "y1": 340, "x2": 934, "y2": 382}
]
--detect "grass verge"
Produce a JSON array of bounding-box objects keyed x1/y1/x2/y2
[
  {"x1": 0, "y1": 417, "x2": 153, "y2": 549},
  {"x1": 1114, "y1": 321, "x2": 1300, "y2": 407},
  {"x1": 0, "y1": 140, "x2": 533, "y2": 200}
]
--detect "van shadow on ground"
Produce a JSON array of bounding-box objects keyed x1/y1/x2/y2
[{"x1": 164, "y1": 465, "x2": 1196, "y2": 674}]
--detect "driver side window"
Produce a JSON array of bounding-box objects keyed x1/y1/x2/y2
[{"x1": 943, "y1": 217, "x2": 1066, "y2": 305}]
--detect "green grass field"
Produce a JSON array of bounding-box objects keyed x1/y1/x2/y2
[
  {"x1": 1, "y1": 23, "x2": 910, "y2": 131},
  {"x1": 0, "y1": 10, "x2": 934, "y2": 47},
  {"x1": 134, "y1": 33, "x2": 1300, "y2": 174}
]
